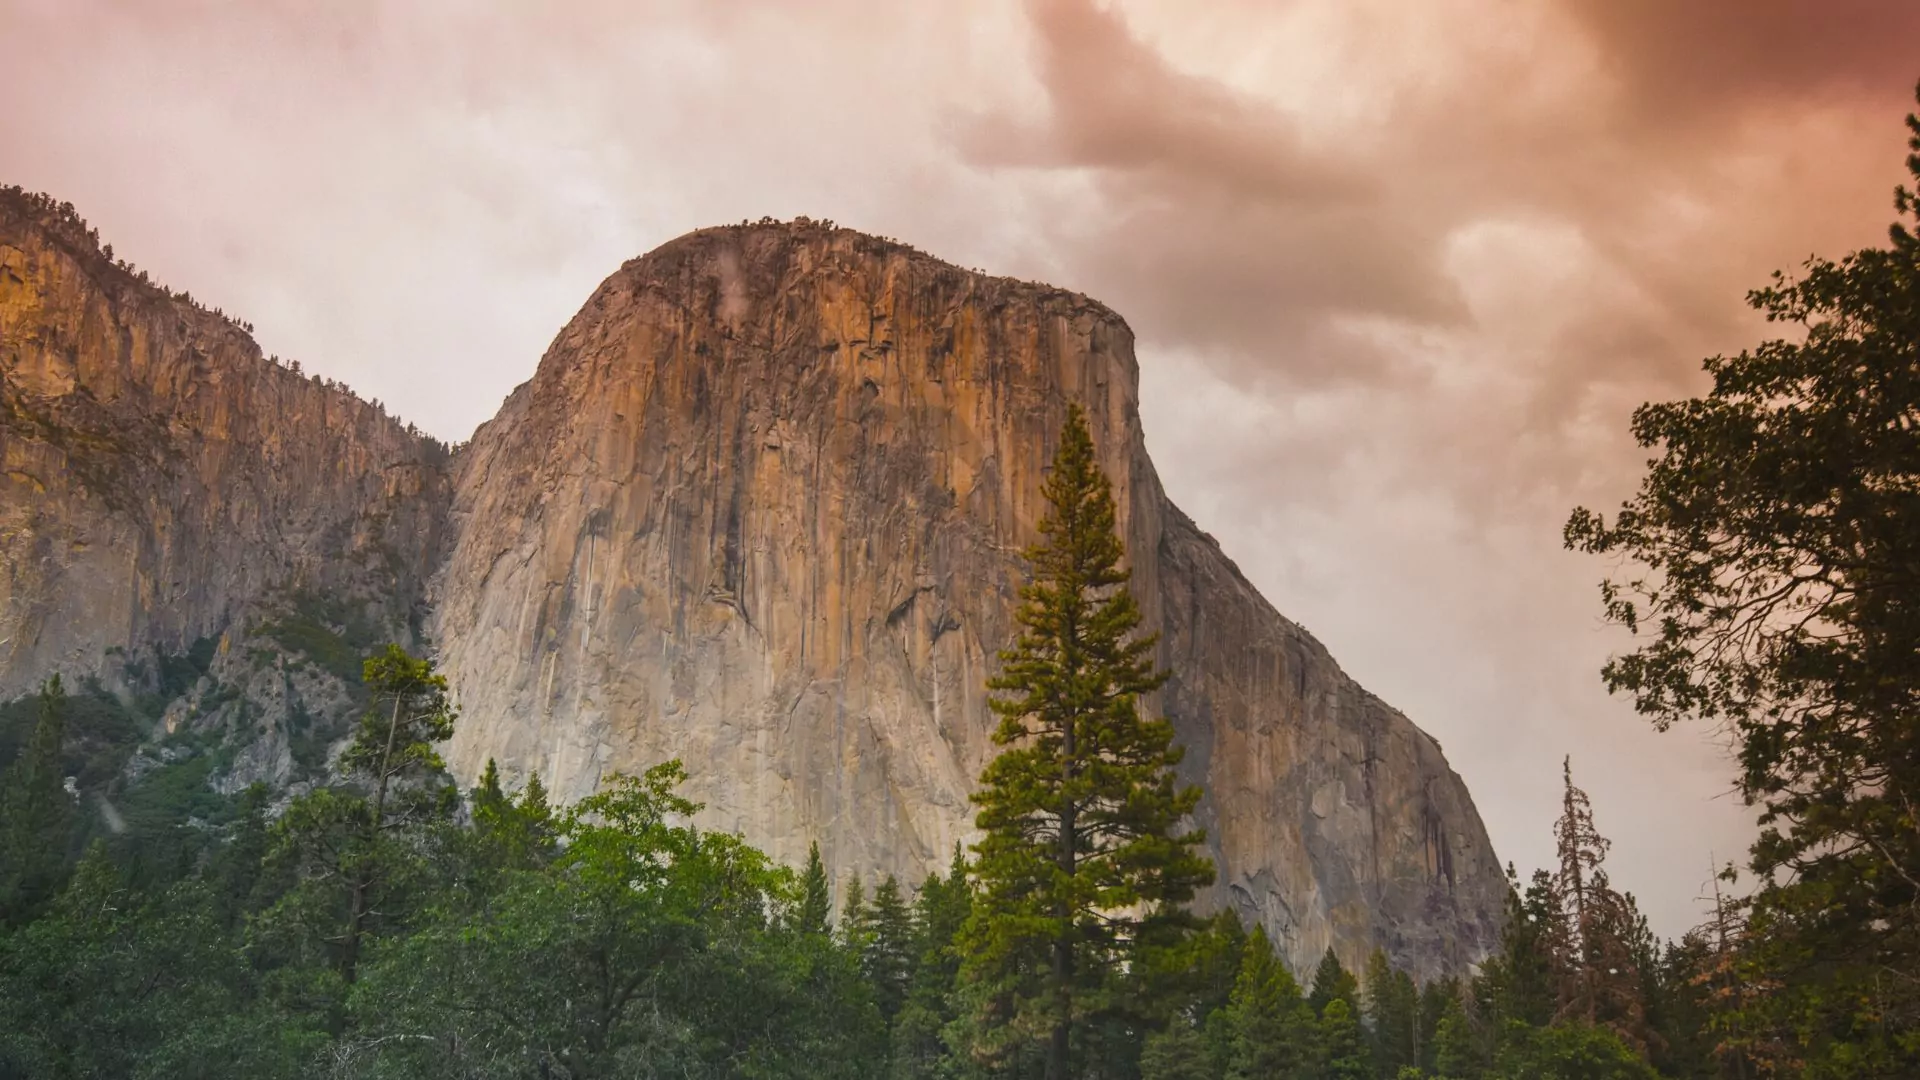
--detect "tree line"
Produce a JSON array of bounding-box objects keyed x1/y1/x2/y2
[{"x1": 0, "y1": 408, "x2": 1687, "y2": 1079}]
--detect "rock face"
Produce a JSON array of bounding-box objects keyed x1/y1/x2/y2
[
  {"x1": 1, "y1": 191, "x2": 1506, "y2": 979},
  {"x1": 430, "y1": 221, "x2": 1507, "y2": 979},
  {"x1": 0, "y1": 189, "x2": 450, "y2": 785}
]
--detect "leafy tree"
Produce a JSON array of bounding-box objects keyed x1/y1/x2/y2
[
  {"x1": 1226, "y1": 925, "x2": 1314, "y2": 1079},
  {"x1": 0, "y1": 842, "x2": 318, "y2": 1078},
  {"x1": 1489, "y1": 1023, "x2": 1657, "y2": 1080},
  {"x1": 350, "y1": 761, "x2": 883, "y2": 1078},
  {"x1": 1310, "y1": 947, "x2": 1361, "y2": 1017},
  {"x1": 959, "y1": 404, "x2": 1212, "y2": 1079},
  {"x1": 0, "y1": 675, "x2": 73, "y2": 924},
  {"x1": 1566, "y1": 83, "x2": 1920, "y2": 1080}
]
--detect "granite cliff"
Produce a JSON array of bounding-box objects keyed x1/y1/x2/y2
[
  {"x1": 0, "y1": 194, "x2": 1506, "y2": 978},
  {"x1": 429, "y1": 221, "x2": 1506, "y2": 978},
  {"x1": 0, "y1": 188, "x2": 450, "y2": 789}
]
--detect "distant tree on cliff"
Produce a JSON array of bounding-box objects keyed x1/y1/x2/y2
[
  {"x1": 958, "y1": 403, "x2": 1213, "y2": 1080},
  {"x1": 1565, "y1": 81, "x2": 1920, "y2": 1080}
]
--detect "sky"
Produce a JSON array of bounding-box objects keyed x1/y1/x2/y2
[{"x1": 4, "y1": 0, "x2": 1916, "y2": 940}]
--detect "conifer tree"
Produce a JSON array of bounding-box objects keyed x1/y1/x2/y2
[
  {"x1": 1140, "y1": 1021, "x2": 1212, "y2": 1080},
  {"x1": 1309, "y1": 947, "x2": 1361, "y2": 1017},
  {"x1": 1226, "y1": 925, "x2": 1314, "y2": 1080},
  {"x1": 1548, "y1": 758, "x2": 1649, "y2": 1053},
  {"x1": 841, "y1": 876, "x2": 870, "y2": 953},
  {"x1": 865, "y1": 874, "x2": 916, "y2": 1021},
  {"x1": 1360, "y1": 950, "x2": 1420, "y2": 1079},
  {"x1": 1417, "y1": 977, "x2": 1459, "y2": 1074},
  {"x1": 471, "y1": 760, "x2": 558, "y2": 874},
  {"x1": 1322, "y1": 997, "x2": 1371, "y2": 1080},
  {"x1": 1475, "y1": 864, "x2": 1558, "y2": 1044},
  {"x1": 473, "y1": 758, "x2": 507, "y2": 817},
  {"x1": 959, "y1": 404, "x2": 1212, "y2": 1080},
  {"x1": 0, "y1": 675, "x2": 72, "y2": 925},
  {"x1": 797, "y1": 841, "x2": 832, "y2": 935},
  {"x1": 1429, "y1": 995, "x2": 1477, "y2": 1080},
  {"x1": 892, "y1": 848, "x2": 973, "y2": 1080},
  {"x1": 266, "y1": 645, "x2": 456, "y2": 983}
]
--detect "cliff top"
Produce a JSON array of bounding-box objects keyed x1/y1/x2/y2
[{"x1": 623, "y1": 216, "x2": 1132, "y2": 331}]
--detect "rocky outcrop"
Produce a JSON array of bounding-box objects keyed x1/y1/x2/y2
[
  {"x1": 1, "y1": 190, "x2": 1506, "y2": 977},
  {"x1": 430, "y1": 221, "x2": 1507, "y2": 978},
  {"x1": 0, "y1": 189, "x2": 450, "y2": 781}
]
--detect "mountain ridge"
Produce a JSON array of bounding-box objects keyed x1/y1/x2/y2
[{"x1": 0, "y1": 187, "x2": 1507, "y2": 979}]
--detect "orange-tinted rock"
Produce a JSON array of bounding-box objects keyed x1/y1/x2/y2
[{"x1": 431, "y1": 222, "x2": 1506, "y2": 978}]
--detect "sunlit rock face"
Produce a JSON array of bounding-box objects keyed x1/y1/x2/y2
[
  {"x1": 0, "y1": 191, "x2": 449, "y2": 725},
  {"x1": 430, "y1": 222, "x2": 1507, "y2": 978},
  {"x1": 1, "y1": 191, "x2": 1504, "y2": 977}
]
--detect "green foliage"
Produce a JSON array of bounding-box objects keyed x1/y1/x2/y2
[
  {"x1": 1489, "y1": 1022, "x2": 1658, "y2": 1080},
  {"x1": 349, "y1": 760, "x2": 885, "y2": 1078},
  {"x1": 960, "y1": 403, "x2": 1213, "y2": 1077},
  {"x1": 865, "y1": 874, "x2": 917, "y2": 1021},
  {"x1": 1565, "y1": 81, "x2": 1920, "y2": 1080},
  {"x1": 1140, "y1": 1020, "x2": 1213, "y2": 1080},
  {"x1": 1, "y1": 676, "x2": 74, "y2": 925},
  {"x1": 0, "y1": 842, "x2": 321, "y2": 1078},
  {"x1": 262, "y1": 644, "x2": 458, "y2": 987},
  {"x1": 1322, "y1": 998, "x2": 1371, "y2": 1080},
  {"x1": 1365, "y1": 948, "x2": 1421, "y2": 1077},
  {"x1": 257, "y1": 590, "x2": 380, "y2": 686},
  {"x1": 1310, "y1": 947, "x2": 1361, "y2": 1018},
  {"x1": 0, "y1": 676, "x2": 144, "y2": 793},
  {"x1": 798, "y1": 840, "x2": 833, "y2": 935},
  {"x1": 1226, "y1": 925, "x2": 1315, "y2": 1080},
  {"x1": 1432, "y1": 1004, "x2": 1477, "y2": 1080}
]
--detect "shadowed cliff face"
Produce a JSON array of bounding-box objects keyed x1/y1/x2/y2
[
  {"x1": 430, "y1": 221, "x2": 1507, "y2": 978},
  {"x1": 0, "y1": 190, "x2": 450, "y2": 785}
]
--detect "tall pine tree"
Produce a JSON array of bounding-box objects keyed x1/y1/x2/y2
[
  {"x1": 960, "y1": 404, "x2": 1212, "y2": 1080},
  {"x1": 1549, "y1": 758, "x2": 1650, "y2": 1054}
]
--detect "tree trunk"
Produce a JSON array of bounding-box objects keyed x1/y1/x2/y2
[
  {"x1": 1051, "y1": 701, "x2": 1077, "y2": 1080},
  {"x1": 342, "y1": 694, "x2": 404, "y2": 983}
]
